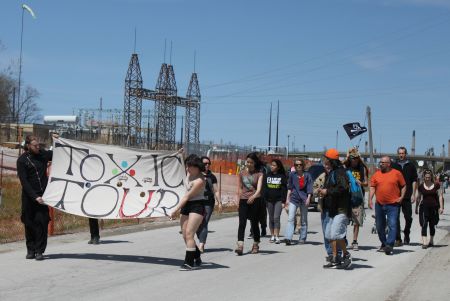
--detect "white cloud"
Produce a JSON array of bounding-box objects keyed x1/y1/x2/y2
[{"x1": 353, "y1": 53, "x2": 397, "y2": 71}]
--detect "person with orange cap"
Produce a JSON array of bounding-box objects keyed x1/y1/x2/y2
[{"x1": 318, "y1": 148, "x2": 352, "y2": 269}]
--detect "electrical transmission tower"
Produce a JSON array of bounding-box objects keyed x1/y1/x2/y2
[
  {"x1": 123, "y1": 54, "x2": 143, "y2": 146},
  {"x1": 185, "y1": 72, "x2": 201, "y2": 154},
  {"x1": 123, "y1": 53, "x2": 201, "y2": 151}
]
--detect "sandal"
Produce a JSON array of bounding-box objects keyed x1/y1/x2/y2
[
  {"x1": 251, "y1": 243, "x2": 259, "y2": 254},
  {"x1": 235, "y1": 243, "x2": 244, "y2": 256}
]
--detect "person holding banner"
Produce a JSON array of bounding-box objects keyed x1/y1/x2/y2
[
  {"x1": 88, "y1": 218, "x2": 100, "y2": 245},
  {"x1": 170, "y1": 154, "x2": 206, "y2": 271},
  {"x1": 17, "y1": 135, "x2": 53, "y2": 261}
]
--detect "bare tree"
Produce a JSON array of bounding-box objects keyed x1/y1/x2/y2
[
  {"x1": 18, "y1": 86, "x2": 41, "y2": 123},
  {"x1": 0, "y1": 40, "x2": 41, "y2": 124}
]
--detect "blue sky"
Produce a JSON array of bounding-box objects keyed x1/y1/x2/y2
[{"x1": 1, "y1": 0, "x2": 449, "y2": 154}]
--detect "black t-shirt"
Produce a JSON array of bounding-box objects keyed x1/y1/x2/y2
[
  {"x1": 204, "y1": 170, "x2": 218, "y2": 206},
  {"x1": 263, "y1": 171, "x2": 288, "y2": 203}
]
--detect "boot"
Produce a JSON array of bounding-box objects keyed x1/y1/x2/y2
[{"x1": 234, "y1": 241, "x2": 244, "y2": 256}]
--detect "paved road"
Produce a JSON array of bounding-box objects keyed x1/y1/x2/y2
[{"x1": 1, "y1": 196, "x2": 449, "y2": 301}]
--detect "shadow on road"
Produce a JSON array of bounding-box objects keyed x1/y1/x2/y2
[
  {"x1": 96, "y1": 240, "x2": 131, "y2": 244},
  {"x1": 205, "y1": 248, "x2": 233, "y2": 253},
  {"x1": 351, "y1": 257, "x2": 368, "y2": 262},
  {"x1": 304, "y1": 241, "x2": 323, "y2": 246},
  {"x1": 307, "y1": 231, "x2": 319, "y2": 234},
  {"x1": 357, "y1": 246, "x2": 378, "y2": 251},
  {"x1": 251, "y1": 250, "x2": 282, "y2": 255},
  {"x1": 46, "y1": 253, "x2": 229, "y2": 269},
  {"x1": 349, "y1": 263, "x2": 374, "y2": 269},
  {"x1": 428, "y1": 244, "x2": 448, "y2": 248},
  {"x1": 393, "y1": 249, "x2": 415, "y2": 254}
]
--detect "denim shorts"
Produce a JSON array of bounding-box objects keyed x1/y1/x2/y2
[{"x1": 325, "y1": 213, "x2": 348, "y2": 240}]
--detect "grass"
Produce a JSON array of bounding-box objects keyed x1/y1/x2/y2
[{"x1": 0, "y1": 175, "x2": 238, "y2": 244}]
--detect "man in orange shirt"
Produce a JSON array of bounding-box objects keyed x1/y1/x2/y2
[{"x1": 369, "y1": 156, "x2": 406, "y2": 255}]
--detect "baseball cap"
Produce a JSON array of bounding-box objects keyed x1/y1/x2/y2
[{"x1": 325, "y1": 148, "x2": 339, "y2": 160}]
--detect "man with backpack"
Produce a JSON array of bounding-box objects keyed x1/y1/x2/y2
[{"x1": 318, "y1": 148, "x2": 352, "y2": 269}]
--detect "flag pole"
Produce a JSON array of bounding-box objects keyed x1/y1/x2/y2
[{"x1": 367, "y1": 106, "x2": 375, "y2": 172}]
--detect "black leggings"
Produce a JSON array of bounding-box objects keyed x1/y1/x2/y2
[
  {"x1": 238, "y1": 199, "x2": 261, "y2": 242},
  {"x1": 419, "y1": 205, "x2": 439, "y2": 237},
  {"x1": 396, "y1": 198, "x2": 413, "y2": 240}
]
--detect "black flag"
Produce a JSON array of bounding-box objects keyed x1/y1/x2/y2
[{"x1": 343, "y1": 122, "x2": 367, "y2": 140}]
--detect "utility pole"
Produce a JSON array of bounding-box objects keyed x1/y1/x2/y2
[
  {"x1": 276, "y1": 100, "x2": 279, "y2": 152},
  {"x1": 287, "y1": 134, "x2": 290, "y2": 158},
  {"x1": 367, "y1": 106, "x2": 374, "y2": 171},
  {"x1": 268, "y1": 102, "x2": 272, "y2": 151}
]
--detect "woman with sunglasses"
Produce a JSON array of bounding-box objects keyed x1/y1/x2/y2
[
  {"x1": 196, "y1": 156, "x2": 221, "y2": 253},
  {"x1": 415, "y1": 169, "x2": 444, "y2": 248},
  {"x1": 285, "y1": 158, "x2": 313, "y2": 245}
]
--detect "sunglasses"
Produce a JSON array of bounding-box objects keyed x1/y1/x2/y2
[
  {"x1": 295, "y1": 163, "x2": 303, "y2": 167},
  {"x1": 203, "y1": 162, "x2": 211, "y2": 165}
]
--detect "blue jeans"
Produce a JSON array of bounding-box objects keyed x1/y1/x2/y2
[
  {"x1": 285, "y1": 202, "x2": 308, "y2": 241},
  {"x1": 321, "y1": 210, "x2": 332, "y2": 256},
  {"x1": 375, "y1": 203, "x2": 399, "y2": 247}
]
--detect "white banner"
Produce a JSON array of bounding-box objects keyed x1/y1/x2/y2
[{"x1": 43, "y1": 138, "x2": 186, "y2": 219}]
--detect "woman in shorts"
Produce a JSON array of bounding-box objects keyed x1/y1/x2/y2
[{"x1": 171, "y1": 155, "x2": 206, "y2": 270}]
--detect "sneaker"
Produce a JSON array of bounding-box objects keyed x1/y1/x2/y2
[
  {"x1": 275, "y1": 237, "x2": 281, "y2": 244},
  {"x1": 323, "y1": 259, "x2": 340, "y2": 269},
  {"x1": 270, "y1": 236, "x2": 275, "y2": 243},
  {"x1": 247, "y1": 233, "x2": 254, "y2": 239},
  {"x1": 325, "y1": 255, "x2": 333, "y2": 263},
  {"x1": 394, "y1": 240, "x2": 403, "y2": 247},
  {"x1": 179, "y1": 263, "x2": 195, "y2": 271},
  {"x1": 194, "y1": 257, "x2": 202, "y2": 267},
  {"x1": 352, "y1": 241, "x2": 359, "y2": 251},
  {"x1": 35, "y1": 253, "x2": 44, "y2": 261},
  {"x1": 298, "y1": 239, "x2": 306, "y2": 244},
  {"x1": 26, "y1": 252, "x2": 35, "y2": 259},
  {"x1": 377, "y1": 245, "x2": 386, "y2": 252},
  {"x1": 421, "y1": 244, "x2": 428, "y2": 249},
  {"x1": 285, "y1": 239, "x2": 292, "y2": 246},
  {"x1": 338, "y1": 252, "x2": 352, "y2": 269},
  {"x1": 384, "y1": 245, "x2": 393, "y2": 255}
]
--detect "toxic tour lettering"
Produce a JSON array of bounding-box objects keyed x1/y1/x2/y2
[
  {"x1": 45, "y1": 138, "x2": 186, "y2": 219},
  {"x1": 50, "y1": 177, "x2": 85, "y2": 210},
  {"x1": 103, "y1": 154, "x2": 143, "y2": 187},
  {"x1": 80, "y1": 154, "x2": 105, "y2": 182},
  {"x1": 54, "y1": 142, "x2": 89, "y2": 176},
  {"x1": 81, "y1": 184, "x2": 119, "y2": 217}
]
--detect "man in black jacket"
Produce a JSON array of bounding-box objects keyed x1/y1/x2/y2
[
  {"x1": 17, "y1": 135, "x2": 53, "y2": 261},
  {"x1": 391, "y1": 146, "x2": 418, "y2": 245}
]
